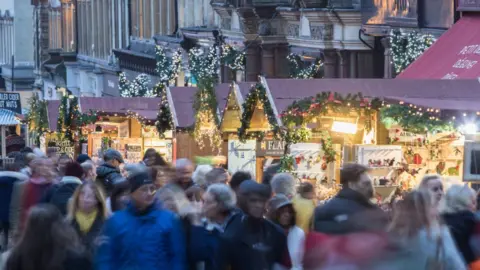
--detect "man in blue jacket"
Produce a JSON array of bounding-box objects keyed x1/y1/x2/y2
[{"x1": 96, "y1": 171, "x2": 186, "y2": 270}]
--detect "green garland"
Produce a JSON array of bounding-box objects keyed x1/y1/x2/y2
[
  {"x1": 319, "y1": 131, "x2": 336, "y2": 163},
  {"x1": 57, "y1": 94, "x2": 69, "y2": 140},
  {"x1": 189, "y1": 46, "x2": 222, "y2": 151},
  {"x1": 57, "y1": 94, "x2": 97, "y2": 142},
  {"x1": 380, "y1": 104, "x2": 454, "y2": 134},
  {"x1": 221, "y1": 44, "x2": 245, "y2": 71},
  {"x1": 390, "y1": 30, "x2": 436, "y2": 75},
  {"x1": 237, "y1": 83, "x2": 281, "y2": 142},
  {"x1": 26, "y1": 94, "x2": 49, "y2": 146},
  {"x1": 155, "y1": 84, "x2": 174, "y2": 139},
  {"x1": 287, "y1": 53, "x2": 323, "y2": 79},
  {"x1": 278, "y1": 155, "x2": 295, "y2": 173}
]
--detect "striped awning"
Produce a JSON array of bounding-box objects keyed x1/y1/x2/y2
[{"x1": 0, "y1": 109, "x2": 21, "y2": 126}]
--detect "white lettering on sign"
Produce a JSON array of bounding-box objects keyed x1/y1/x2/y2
[
  {"x1": 108, "y1": 80, "x2": 115, "y2": 88},
  {"x1": 452, "y1": 58, "x2": 478, "y2": 69},
  {"x1": 442, "y1": 73, "x2": 458, "y2": 80},
  {"x1": 459, "y1": 45, "x2": 480, "y2": 55}
]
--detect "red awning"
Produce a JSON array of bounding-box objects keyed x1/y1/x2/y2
[{"x1": 398, "y1": 14, "x2": 480, "y2": 79}]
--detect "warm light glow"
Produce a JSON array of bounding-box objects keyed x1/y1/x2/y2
[
  {"x1": 331, "y1": 121, "x2": 357, "y2": 134},
  {"x1": 460, "y1": 123, "x2": 477, "y2": 135}
]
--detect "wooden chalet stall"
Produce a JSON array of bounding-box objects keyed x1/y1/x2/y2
[
  {"x1": 226, "y1": 77, "x2": 480, "y2": 201},
  {"x1": 167, "y1": 84, "x2": 230, "y2": 162},
  {"x1": 46, "y1": 97, "x2": 174, "y2": 163}
]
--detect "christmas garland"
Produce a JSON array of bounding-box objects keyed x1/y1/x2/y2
[
  {"x1": 380, "y1": 104, "x2": 454, "y2": 134},
  {"x1": 57, "y1": 94, "x2": 97, "y2": 142},
  {"x1": 57, "y1": 94, "x2": 69, "y2": 139},
  {"x1": 189, "y1": 46, "x2": 222, "y2": 152},
  {"x1": 221, "y1": 44, "x2": 245, "y2": 71},
  {"x1": 154, "y1": 46, "x2": 182, "y2": 138},
  {"x1": 237, "y1": 82, "x2": 282, "y2": 142},
  {"x1": 390, "y1": 30, "x2": 436, "y2": 75},
  {"x1": 26, "y1": 94, "x2": 49, "y2": 145},
  {"x1": 287, "y1": 53, "x2": 323, "y2": 79},
  {"x1": 119, "y1": 72, "x2": 154, "y2": 97}
]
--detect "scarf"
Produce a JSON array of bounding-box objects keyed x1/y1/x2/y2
[{"x1": 75, "y1": 210, "x2": 98, "y2": 234}]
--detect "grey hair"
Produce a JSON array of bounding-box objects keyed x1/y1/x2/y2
[
  {"x1": 271, "y1": 173, "x2": 296, "y2": 198},
  {"x1": 206, "y1": 183, "x2": 237, "y2": 211},
  {"x1": 442, "y1": 184, "x2": 476, "y2": 214},
  {"x1": 418, "y1": 174, "x2": 442, "y2": 190},
  {"x1": 175, "y1": 158, "x2": 193, "y2": 169},
  {"x1": 193, "y1": 165, "x2": 213, "y2": 187}
]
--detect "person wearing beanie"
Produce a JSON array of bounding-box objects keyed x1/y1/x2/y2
[
  {"x1": 96, "y1": 172, "x2": 185, "y2": 270},
  {"x1": 217, "y1": 180, "x2": 287, "y2": 270},
  {"x1": 76, "y1": 154, "x2": 91, "y2": 164}
]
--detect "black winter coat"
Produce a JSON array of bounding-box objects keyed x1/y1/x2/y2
[
  {"x1": 217, "y1": 214, "x2": 287, "y2": 270},
  {"x1": 314, "y1": 188, "x2": 388, "y2": 234},
  {"x1": 71, "y1": 214, "x2": 105, "y2": 258},
  {"x1": 42, "y1": 177, "x2": 82, "y2": 216},
  {"x1": 442, "y1": 210, "x2": 476, "y2": 264},
  {"x1": 64, "y1": 250, "x2": 93, "y2": 270},
  {"x1": 96, "y1": 163, "x2": 124, "y2": 196}
]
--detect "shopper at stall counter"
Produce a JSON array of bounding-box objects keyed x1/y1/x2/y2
[{"x1": 96, "y1": 149, "x2": 125, "y2": 196}]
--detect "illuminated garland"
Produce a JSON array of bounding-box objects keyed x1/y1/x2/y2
[
  {"x1": 189, "y1": 46, "x2": 222, "y2": 152},
  {"x1": 380, "y1": 104, "x2": 454, "y2": 134},
  {"x1": 57, "y1": 94, "x2": 97, "y2": 142},
  {"x1": 119, "y1": 72, "x2": 154, "y2": 97},
  {"x1": 390, "y1": 30, "x2": 436, "y2": 75},
  {"x1": 154, "y1": 46, "x2": 182, "y2": 138},
  {"x1": 287, "y1": 53, "x2": 323, "y2": 79},
  {"x1": 237, "y1": 83, "x2": 281, "y2": 142},
  {"x1": 26, "y1": 94, "x2": 49, "y2": 145},
  {"x1": 221, "y1": 44, "x2": 245, "y2": 71}
]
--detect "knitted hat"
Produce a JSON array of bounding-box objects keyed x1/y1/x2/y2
[
  {"x1": 128, "y1": 172, "x2": 153, "y2": 193},
  {"x1": 238, "y1": 180, "x2": 271, "y2": 199}
]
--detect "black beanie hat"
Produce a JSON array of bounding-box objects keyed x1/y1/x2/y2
[
  {"x1": 128, "y1": 172, "x2": 153, "y2": 193},
  {"x1": 76, "y1": 154, "x2": 91, "y2": 164},
  {"x1": 238, "y1": 180, "x2": 271, "y2": 199}
]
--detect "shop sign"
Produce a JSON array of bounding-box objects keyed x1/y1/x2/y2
[
  {"x1": 0, "y1": 93, "x2": 21, "y2": 114},
  {"x1": 125, "y1": 144, "x2": 142, "y2": 162},
  {"x1": 256, "y1": 140, "x2": 286, "y2": 156},
  {"x1": 47, "y1": 138, "x2": 75, "y2": 158},
  {"x1": 458, "y1": 0, "x2": 480, "y2": 11},
  {"x1": 102, "y1": 74, "x2": 120, "y2": 97}
]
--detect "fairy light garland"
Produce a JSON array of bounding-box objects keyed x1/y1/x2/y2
[
  {"x1": 119, "y1": 72, "x2": 154, "y2": 97},
  {"x1": 390, "y1": 29, "x2": 436, "y2": 75},
  {"x1": 189, "y1": 46, "x2": 222, "y2": 152},
  {"x1": 56, "y1": 94, "x2": 97, "y2": 142},
  {"x1": 221, "y1": 44, "x2": 245, "y2": 71},
  {"x1": 287, "y1": 53, "x2": 323, "y2": 79},
  {"x1": 26, "y1": 94, "x2": 49, "y2": 145}
]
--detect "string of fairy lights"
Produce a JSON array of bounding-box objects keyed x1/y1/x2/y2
[{"x1": 390, "y1": 29, "x2": 436, "y2": 75}]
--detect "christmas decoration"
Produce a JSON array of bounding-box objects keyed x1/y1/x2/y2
[
  {"x1": 26, "y1": 94, "x2": 49, "y2": 145},
  {"x1": 380, "y1": 104, "x2": 454, "y2": 134},
  {"x1": 390, "y1": 29, "x2": 436, "y2": 75},
  {"x1": 57, "y1": 94, "x2": 97, "y2": 142},
  {"x1": 221, "y1": 44, "x2": 245, "y2": 71},
  {"x1": 119, "y1": 72, "x2": 154, "y2": 97},
  {"x1": 189, "y1": 46, "x2": 222, "y2": 152},
  {"x1": 319, "y1": 131, "x2": 336, "y2": 163},
  {"x1": 287, "y1": 53, "x2": 323, "y2": 79},
  {"x1": 237, "y1": 83, "x2": 282, "y2": 142},
  {"x1": 279, "y1": 155, "x2": 295, "y2": 173}
]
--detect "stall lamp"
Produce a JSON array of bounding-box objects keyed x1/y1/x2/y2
[
  {"x1": 331, "y1": 121, "x2": 357, "y2": 134},
  {"x1": 460, "y1": 123, "x2": 477, "y2": 135}
]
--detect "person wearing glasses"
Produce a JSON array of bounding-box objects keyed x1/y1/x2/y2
[{"x1": 95, "y1": 171, "x2": 185, "y2": 270}]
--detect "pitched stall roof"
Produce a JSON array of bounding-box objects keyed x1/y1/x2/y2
[
  {"x1": 79, "y1": 97, "x2": 162, "y2": 121},
  {"x1": 0, "y1": 109, "x2": 21, "y2": 126},
  {"x1": 168, "y1": 84, "x2": 232, "y2": 128},
  {"x1": 263, "y1": 78, "x2": 480, "y2": 115}
]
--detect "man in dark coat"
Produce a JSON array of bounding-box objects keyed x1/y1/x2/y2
[
  {"x1": 96, "y1": 149, "x2": 125, "y2": 196},
  {"x1": 217, "y1": 180, "x2": 287, "y2": 270},
  {"x1": 314, "y1": 163, "x2": 388, "y2": 234},
  {"x1": 0, "y1": 163, "x2": 27, "y2": 250}
]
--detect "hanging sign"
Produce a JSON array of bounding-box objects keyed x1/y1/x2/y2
[
  {"x1": 256, "y1": 140, "x2": 286, "y2": 157},
  {"x1": 0, "y1": 93, "x2": 21, "y2": 114},
  {"x1": 125, "y1": 144, "x2": 142, "y2": 162},
  {"x1": 47, "y1": 137, "x2": 75, "y2": 158}
]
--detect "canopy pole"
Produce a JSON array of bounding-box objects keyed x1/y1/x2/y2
[{"x1": 1, "y1": 126, "x2": 6, "y2": 158}]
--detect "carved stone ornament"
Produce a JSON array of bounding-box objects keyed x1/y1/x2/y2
[
  {"x1": 222, "y1": 18, "x2": 232, "y2": 30},
  {"x1": 286, "y1": 23, "x2": 300, "y2": 37},
  {"x1": 258, "y1": 20, "x2": 272, "y2": 36},
  {"x1": 310, "y1": 24, "x2": 333, "y2": 40},
  {"x1": 240, "y1": 17, "x2": 258, "y2": 35}
]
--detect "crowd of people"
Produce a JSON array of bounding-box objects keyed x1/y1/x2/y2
[{"x1": 0, "y1": 148, "x2": 478, "y2": 270}]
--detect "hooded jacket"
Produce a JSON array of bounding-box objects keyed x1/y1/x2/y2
[
  {"x1": 95, "y1": 202, "x2": 185, "y2": 270},
  {"x1": 0, "y1": 171, "x2": 28, "y2": 223},
  {"x1": 96, "y1": 163, "x2": 124, "y2": 196},
  {"x1": 42, "y1": 176, "x2": 83, "y2": 216}
]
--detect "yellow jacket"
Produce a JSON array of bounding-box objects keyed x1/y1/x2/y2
[{"x1": 292, "y1": 195, "x2": 316, "y2": 233}]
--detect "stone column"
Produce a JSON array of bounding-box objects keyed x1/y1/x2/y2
[
  {"x1": 323, "y1": 50, "x2": 338, "y2": 78},
  {"x1": 381, "y1": 37, "x2": 393, "y2": 78},
  {"x1": 261, "y1": 44, "x2": 275, "y2": 78},
  {"x1": 349, "y1": 51, "x2": 358, "y2": 78},
  {"x1": 274, "y1": 44, "x2": 289, "y2": 78},
  {"x1": 245, "y1": 41, "x2": 261, "y2": 81},
  {"x1": 338, "y1": 50, "x2": 350, "y2": 78}
]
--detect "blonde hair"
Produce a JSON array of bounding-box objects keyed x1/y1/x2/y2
[
  {"x1": 67, "y1": 181, "x2": 109, "y2": 221},
  {"x1": 389, "y1": 190, "x2": 436, "y2": 238},
  {"x1": 442, "y1": 184, "x2": 476, "y2": 214}
]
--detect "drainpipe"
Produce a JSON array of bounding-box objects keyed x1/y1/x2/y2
[{"x1": 173, "y1": 0, "x2": 179, "y2": 36}]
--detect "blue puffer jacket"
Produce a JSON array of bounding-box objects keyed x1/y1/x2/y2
[{"x1": 95, "y1": 202, "x2": 186, "y2": 270}]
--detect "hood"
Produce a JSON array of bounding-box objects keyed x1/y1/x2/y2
[
  {"x1": 0, "y1": 171, "x2": 28, "y2": 181},
  {"x1": 96, "y1": 163, "x2": 120, "y2": 177},
  {"x1": 61, "y1": 176, "x2": 83, "y2": 185}
]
